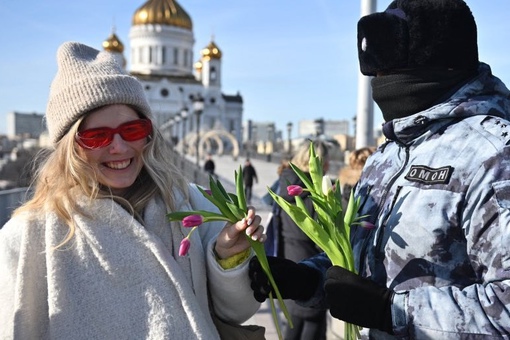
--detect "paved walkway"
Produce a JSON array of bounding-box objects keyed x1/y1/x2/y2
[{"x1": 202, "y1": 155, "x2": 345, "y2": 340}]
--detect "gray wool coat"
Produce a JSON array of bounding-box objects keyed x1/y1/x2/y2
[{"x1": 0, "y1": 184, "x2": 260, "y2": 339}]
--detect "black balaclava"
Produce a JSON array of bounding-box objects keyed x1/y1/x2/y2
[{"x1": 371, "y1": 68, "x2": 475, "y2": 121}]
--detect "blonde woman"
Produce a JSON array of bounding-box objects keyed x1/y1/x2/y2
[
  {"x1": 0, "y1": 42, "x2": 264, "y2": 339},
  {"x1": 338, "y1": 147, "x2": 375, "y2": 206}
]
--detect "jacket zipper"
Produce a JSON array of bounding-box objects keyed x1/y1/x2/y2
[
  {"x1": 357, "y1": 146, "x2": 410, "y2": 274},
  {"x1": 355, "y1": 185, "x2": 372, "y2": 273},
  {"x1": 375, "y1": 185, "x2": 403, "y2": 261}
]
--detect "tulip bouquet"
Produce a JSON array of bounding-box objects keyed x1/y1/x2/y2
[
  {"x1": 268, "y1": 143, "x2": 372, "y2": 340},
  {"x1": 167, "y1": 168, "x2": 292, "y2": 339}
]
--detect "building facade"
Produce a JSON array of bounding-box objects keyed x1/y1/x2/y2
[
  {"x1": 103, "y1": 0, "x2": 244, "y2": 151},
  {"x1": 298, "y1": 118, "x2": 350, "y2": 138},
  {"x1": 6, "y1": 112, "x2": 45, "y2": 139}
]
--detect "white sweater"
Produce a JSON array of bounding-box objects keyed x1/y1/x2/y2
[{"x1": 0, "y1": 185, "x2": 260, "y2": 339}]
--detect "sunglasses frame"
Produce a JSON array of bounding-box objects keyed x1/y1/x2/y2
[{"x1": 75, "y1": 118, "x2": 153, "y2": 150}]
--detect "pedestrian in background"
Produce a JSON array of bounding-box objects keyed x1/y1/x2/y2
[
  {"x1": 242, "y1": 158, "x2": 258, "y2": 204},
  {"x1": 0, "y1": 41, "x2": 265, "y2": 340},
  {"x1": 263, "y1": 158, "x2": 290, "y2": 258},
  {"x1": 250, "y1": 0, "x2": 510, "y2": 338},
  {"x1": 204, "y1": 153, "x2": 216, "y2": 177}
]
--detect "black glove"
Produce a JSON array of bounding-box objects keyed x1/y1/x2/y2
[
  {"x1": 325, "y1": 266, "x2": 393, "y2": 334},
  {"x1": 249, "y1": 256, "x2": 320, "y2": 303}
]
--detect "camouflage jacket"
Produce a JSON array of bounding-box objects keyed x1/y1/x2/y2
[{"x1": 305, "y1": 63, "x2": 510, "y2": 339}]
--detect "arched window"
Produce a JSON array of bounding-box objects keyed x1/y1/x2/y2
[
  {"x1": 210, "y1": 66, "x2": 217, "y2": 81},
  {"x1": 173, "y1": 48, "x2": 179, "y2": 65},
  {"x1": 183, "y1": 50, "x2": 188, "y2": 67}
]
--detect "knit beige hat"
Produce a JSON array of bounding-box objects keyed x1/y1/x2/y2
[{"x1": 46, "y1": 41, "x2": 152, "y2": 145}]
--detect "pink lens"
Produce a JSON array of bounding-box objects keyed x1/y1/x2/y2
[{"x1": 76, "y1": 119, "x2": 152, "y2": 149}]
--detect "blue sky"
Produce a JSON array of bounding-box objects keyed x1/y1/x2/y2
[{"x1": 1, "y1": 0, "x2": 510, "y2": 136}]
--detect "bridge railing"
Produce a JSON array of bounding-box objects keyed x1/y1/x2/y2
[{"x1": 0, "y1": 187, "x2": 32, "y2": 227}]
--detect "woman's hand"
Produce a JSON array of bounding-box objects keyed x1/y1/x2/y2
[{"x1": 214, "y1": 207, "x2": 266, "y2": 259}]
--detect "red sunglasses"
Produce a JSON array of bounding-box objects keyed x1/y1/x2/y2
[{"x1": 76, "y1": 119, "x2": 153, "y2": 149}]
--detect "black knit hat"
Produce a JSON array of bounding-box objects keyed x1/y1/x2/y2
[{"x1": 357, "y1": 0, "x2": 479, "y2": 76}]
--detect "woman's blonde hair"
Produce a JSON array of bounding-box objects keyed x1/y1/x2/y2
[
  {"x1": 14, "y1": 113, "x2": 189, "y2": 248},
  {"x1": 291, "y1": 139, "x2": 329, "y2": 172}
]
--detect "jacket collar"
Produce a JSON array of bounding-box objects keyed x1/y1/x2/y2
[{"x1": 383, "y1": 63, "x2": 510, "y2": 144}]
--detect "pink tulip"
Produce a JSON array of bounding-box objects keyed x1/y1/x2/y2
[
  {"x1": 360, "y1": 221, "x2": 376, "y2": 229},
  {"x1": 179, "y1": 238, "x2": 191, "y2": 256},
  {"x1": 182, "y1": 214, "x2": 203, "y2": 228},
  {"x1": 287, "y1": 185, "x2": 303, "y2": 196}
]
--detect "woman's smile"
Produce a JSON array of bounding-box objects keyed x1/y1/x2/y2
[{"x1": 77, "y1": 105, "x2": 149, "y2": 195}]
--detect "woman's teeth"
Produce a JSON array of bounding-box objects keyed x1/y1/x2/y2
[{"x1": 105, "y1": 159, "x2": 131, "y2": 169}]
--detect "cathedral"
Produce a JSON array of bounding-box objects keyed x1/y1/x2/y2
[{"x1": 102, "y1": 0, "x2": 243, "y2": 154}]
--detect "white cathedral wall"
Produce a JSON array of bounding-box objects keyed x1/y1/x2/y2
[
  {"x1": 200, "y1": 58, "x2": 221, "y2": 88},
  {"x1": 129, "y1": 25, "x2": 194, "y2": 76},
  {"x1": 142, "y1": 80, "x2": 203, "y2": 126},
  {"x1": 127, "y1": 23, "x2": 242, "y2": 149}
]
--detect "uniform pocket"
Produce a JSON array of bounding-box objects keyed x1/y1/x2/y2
[{"x1": 492, "y1": 180, "x2": 510, "y2": 209}]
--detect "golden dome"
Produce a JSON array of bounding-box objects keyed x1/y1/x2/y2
[
  {"x1": 102, "y1": 32, "x2": 124, "y2": 53},
  {"x1": 201, "y1": 40, "x2": 222, "y2": 60},
  {"x1": 132, "y1": 0, "x2": 192, "y2": 30}
]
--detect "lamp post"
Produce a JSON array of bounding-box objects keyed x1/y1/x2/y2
[
  {"x1": 314, "y1": 118, "x2": 324, "y2": 137},
  {"x1": 252, "y1": 125, "x2": 258, "y2": 156},
  {"x1": 166, "y1": 118, "x2": 174, "y2": 147},
  {"x1": 286, "y1": 121, "x2": 293, "y2": 157},
  {"x1": 167, "y1": 118, "x2": 175, "y2": 146},
  {"x1": 181, "y1": 107, "x2": 188, "y2": 154},
  {"x1": 193, "y1": 95, "x2": 205, "y2": 167},
  {"x1": 267, "y1": 123, "x2": 274, "y2": 162},
  {"x1": 174, "y1": 113, "x2": 181, "y2": 147}
]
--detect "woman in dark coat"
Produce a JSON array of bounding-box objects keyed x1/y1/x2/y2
[{"x1": 278, "y1": 140, "x2": 330, "y2": 340}]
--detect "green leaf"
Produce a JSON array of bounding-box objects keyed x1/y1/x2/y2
[
  {"x1": 211, "y1": 175, "x2": 232, "y2": 201},
  {"x1": 331, "y1": 213, "x2": 354, "y2": 270},
  {"x1": 294, "y1": 196, "x2": 314, "y2": 220},
  {"x1": 267, "y1": 293, "x2": 283, "y2": 339},
  {"x1": 227, "y1": 193, "x2": 239, "y2": 203},
  {"x1": 344, "y1": 189, "x2": 359, "y2": 227},
  {"x1": 308, "y1": 196, "x2": 334, "y2": 223},
  {"x1": 333, "y1": 178, "x2": 343, "y2": 203},
  {"x1": 226, "y1": 201, "x2": 245, "y2": 220},
  {"x1": 308, "y1": 143, "x2": 324, "y2": 194},
  {"x1": 235, "y1": 167, "x2": 248, "y2": 211},
  {"x1": 196, "y1": 186, "x2": 237, "y2": 222},
  {"x1": 269, "y1": 191, "x2": 346, "y2": 266},
  {"x1": 166, "y1": 211, "x2": 197, "y2": 220},
  {"x1": 167, "y1": 210, "x2": 231, "y2": 222},
  {"x1": 247, "y1": 236, "x2": 293, "y2": 329},
  {"x1": 289, "y1": 163, "x2": 314, "y2": 193},
  {"x1": 308, "y1": 195, "x2": 329, "y2": 211}
]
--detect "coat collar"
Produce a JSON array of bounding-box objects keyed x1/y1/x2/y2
[{"x1": 382, "y1": 63, "x2": 510, "y2": 145}]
